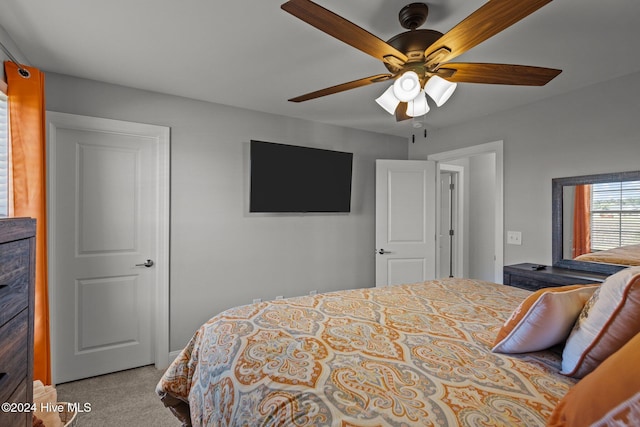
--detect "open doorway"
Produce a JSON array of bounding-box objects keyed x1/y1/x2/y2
[{"x1": 429, "y1": 141, "x2": 503, "y2": 283}]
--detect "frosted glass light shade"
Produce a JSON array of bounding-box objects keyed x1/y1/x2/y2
[
  {"x1": 406, "y1": 91, "x2": 429, "y2": 117},
  {"x1": 393, "y1": 71, "x2": 421, "y2": 102},
  {"x1": 375, "y1": 85, "x2": 400, "y2": 115},
  {"x1": 424, "y1": 75, "x2": 457, "y2": 107}
]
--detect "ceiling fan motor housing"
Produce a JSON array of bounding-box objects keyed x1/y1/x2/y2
[
  {"x1": 398, "y1": 3, "x2": 430, "y2": 29},
  {"x1": 384, "y1": 3, "x2": 444, "y2": 74},
  {"x1": 385, "y1": 29, "x2": 444, "y2": 75}
]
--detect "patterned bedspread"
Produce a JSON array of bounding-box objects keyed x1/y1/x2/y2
[{"x1": 157, "y1": 278, "x2": 577, "y2": 426}]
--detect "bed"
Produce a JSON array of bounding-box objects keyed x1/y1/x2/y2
[
  {"x1": 574, "y1": 243, "x2": 640, "y2": 266},
  {"x1": 156, "y1": 278, "x2": 579, "y2": 426}
]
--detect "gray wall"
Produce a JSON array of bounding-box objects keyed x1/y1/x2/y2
[
  {"x1": 44, "y1": 73, "x2": 407, "y2": 350},
  {"x1": 410, "y1": 71, "x2": 640, "y2": 268},
  {"x1": 0, "y1": 26, "x2": 27, "y2": 85}
]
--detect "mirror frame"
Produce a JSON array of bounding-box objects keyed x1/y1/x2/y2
[{"x1": 552, "y1": 170, "x2": 640, "y2": 275}]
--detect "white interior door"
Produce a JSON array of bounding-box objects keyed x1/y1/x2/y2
[
  {"x1": 375, "y1": 160, "x2": 436, "y2": 286},
  {"x1": 48, "y1": 113, "x2": 169, "y2": 383}
]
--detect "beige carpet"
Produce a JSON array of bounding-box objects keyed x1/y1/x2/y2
[{"x1": 56, "y1": 365, "x2": 181, "y2": 426}]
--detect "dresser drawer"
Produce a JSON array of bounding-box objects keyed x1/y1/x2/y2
[
  {"x1": 0, "y1": 379, "x2": 29, "y2": 427},
  {"x1": 0, "y1": 310, "x2": 29, "y2": 405},
  {"x1": 0, "y1": 239, "x2": 31, "y2": 327}
]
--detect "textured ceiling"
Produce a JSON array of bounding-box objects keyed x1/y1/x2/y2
[{"x1": 1, "y1": 0, "x2": 639, "y2": 137}]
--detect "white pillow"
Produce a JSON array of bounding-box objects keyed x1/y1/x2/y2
[
  {"x1": 492, "y1": 284, "x2": 598, "y2": 354},
  {"x1": 561, "y1": 266, "x2": 640, "y2": 378}
]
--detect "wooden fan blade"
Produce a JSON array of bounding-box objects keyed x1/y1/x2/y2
[
  {"x1": 424, "y1": 0, "x2": 552, "y2": 66},
  {"x1": 438, "y1": 63, "x2": 562, "y2": 85},
  {"x1": 289, "y1": 74, "x2": 394, "y2": 102},
  {"x1": 282, "y1": 0, "x2": 408, "y2": 66},
  {"x1": 395, "y1": 103, "x2": 411, "y2": 122}
]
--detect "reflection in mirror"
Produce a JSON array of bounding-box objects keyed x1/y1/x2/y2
[
  {"x1": 563, "y1": 183, "x2": 640, "y2": 261},
  {"x1": 552, "y1": 171, "x2": 640, "y2": 274}
]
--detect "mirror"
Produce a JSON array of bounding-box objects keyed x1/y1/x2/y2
[{"x1": 552, "y1": 170, "x2": 640, "y2": 274}]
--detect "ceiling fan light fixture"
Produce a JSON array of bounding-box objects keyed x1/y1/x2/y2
[
  {"x1": 375, "y1": 85, "x2": 401, "y2": 115},
  {"x1": 424, "y1": 75, "x2": 457, "y2": 107},
  {"x1": 393, "y1": 71, "x2": 421, "y2": 102},
  {"x1": 406, "y1": 90, "x2": 429, "y2": 117}
]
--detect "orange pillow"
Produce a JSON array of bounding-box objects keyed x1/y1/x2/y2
[
  {"x1": 547, "y1": 331, "x2": 640, "y2": 426},
  {"x1": 561, "y1": 267, "x2": 640, "y2": 378},
  {"x1": 492, "y1": 284, "x2": 598, "y2": 353}
]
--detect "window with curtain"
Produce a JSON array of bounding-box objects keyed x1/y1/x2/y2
[
  {"x1": 590, "y1": 181, "x2": 640, "y2": 250},
  {"x1": 0, "y1": 91, "x2": 8, "y2": 217}
]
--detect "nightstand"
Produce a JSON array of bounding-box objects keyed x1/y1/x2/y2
[{"x1": 503, "y1": 263, "x2": 609, "y2": 292}]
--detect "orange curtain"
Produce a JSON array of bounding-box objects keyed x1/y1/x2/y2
[
  {"x1": 4, "y1": 61, "x2": 51, "y2": 384},
  {"x1": 573, "y1": 184, "x2": 591, "y2": 258}
]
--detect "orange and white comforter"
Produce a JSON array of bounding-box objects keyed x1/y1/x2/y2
[{"x1": 157, "y1": 278, "x2": 576, "y2": 426}]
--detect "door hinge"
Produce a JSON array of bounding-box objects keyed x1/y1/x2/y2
[
  {"x1": 450, "y1": 183, "x2": 455, "y2": 190},
  {"x1": 449, "y1": 229, "x2": 454, "y2": 236}
]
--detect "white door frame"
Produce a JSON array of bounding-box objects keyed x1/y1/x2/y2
[
  {"x1": 47, "y1": 112, "x2": 171, "y2": 382},
  {"x1": 428, "y1": 140, "x2": 504, "y2": 283},
  {"x1": 437, "y1": 164, "x2": 464, "y2": 278}
]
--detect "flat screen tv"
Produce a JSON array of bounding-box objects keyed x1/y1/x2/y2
[{"x1": 250, "y1": 140, "x2": 353, "y2": 213}]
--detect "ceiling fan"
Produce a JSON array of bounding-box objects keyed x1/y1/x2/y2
[{"x1": 281, "y1": 0, "x2": 562, "y2": 121}]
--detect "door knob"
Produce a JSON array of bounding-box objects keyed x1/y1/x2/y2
[
  {"x1": 377, "y1": 249, "x2": 391, "y2": 255},
  {"x1": 135, "y1": 259, "x2": 154, "y2": 268}
]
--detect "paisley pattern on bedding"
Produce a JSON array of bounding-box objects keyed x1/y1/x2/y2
[{"x1": 157, "y1": 278, "x2": 577, "y2": 426}]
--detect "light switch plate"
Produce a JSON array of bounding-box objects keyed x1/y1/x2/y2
[{"x1": 507, "y1": 231, "x2": 522, "y2": 245}]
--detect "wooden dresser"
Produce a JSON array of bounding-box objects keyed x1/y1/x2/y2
[
  {"x1": 503, "y1": 262, "x2": 609, "y2": 292},
  {"x1": 0, "y1": 218, "x2": 36, "y2": 427}
]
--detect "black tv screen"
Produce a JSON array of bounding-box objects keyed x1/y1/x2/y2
[{"x1": 250, "y1": 140, "x2": 353, "y2": 213}]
